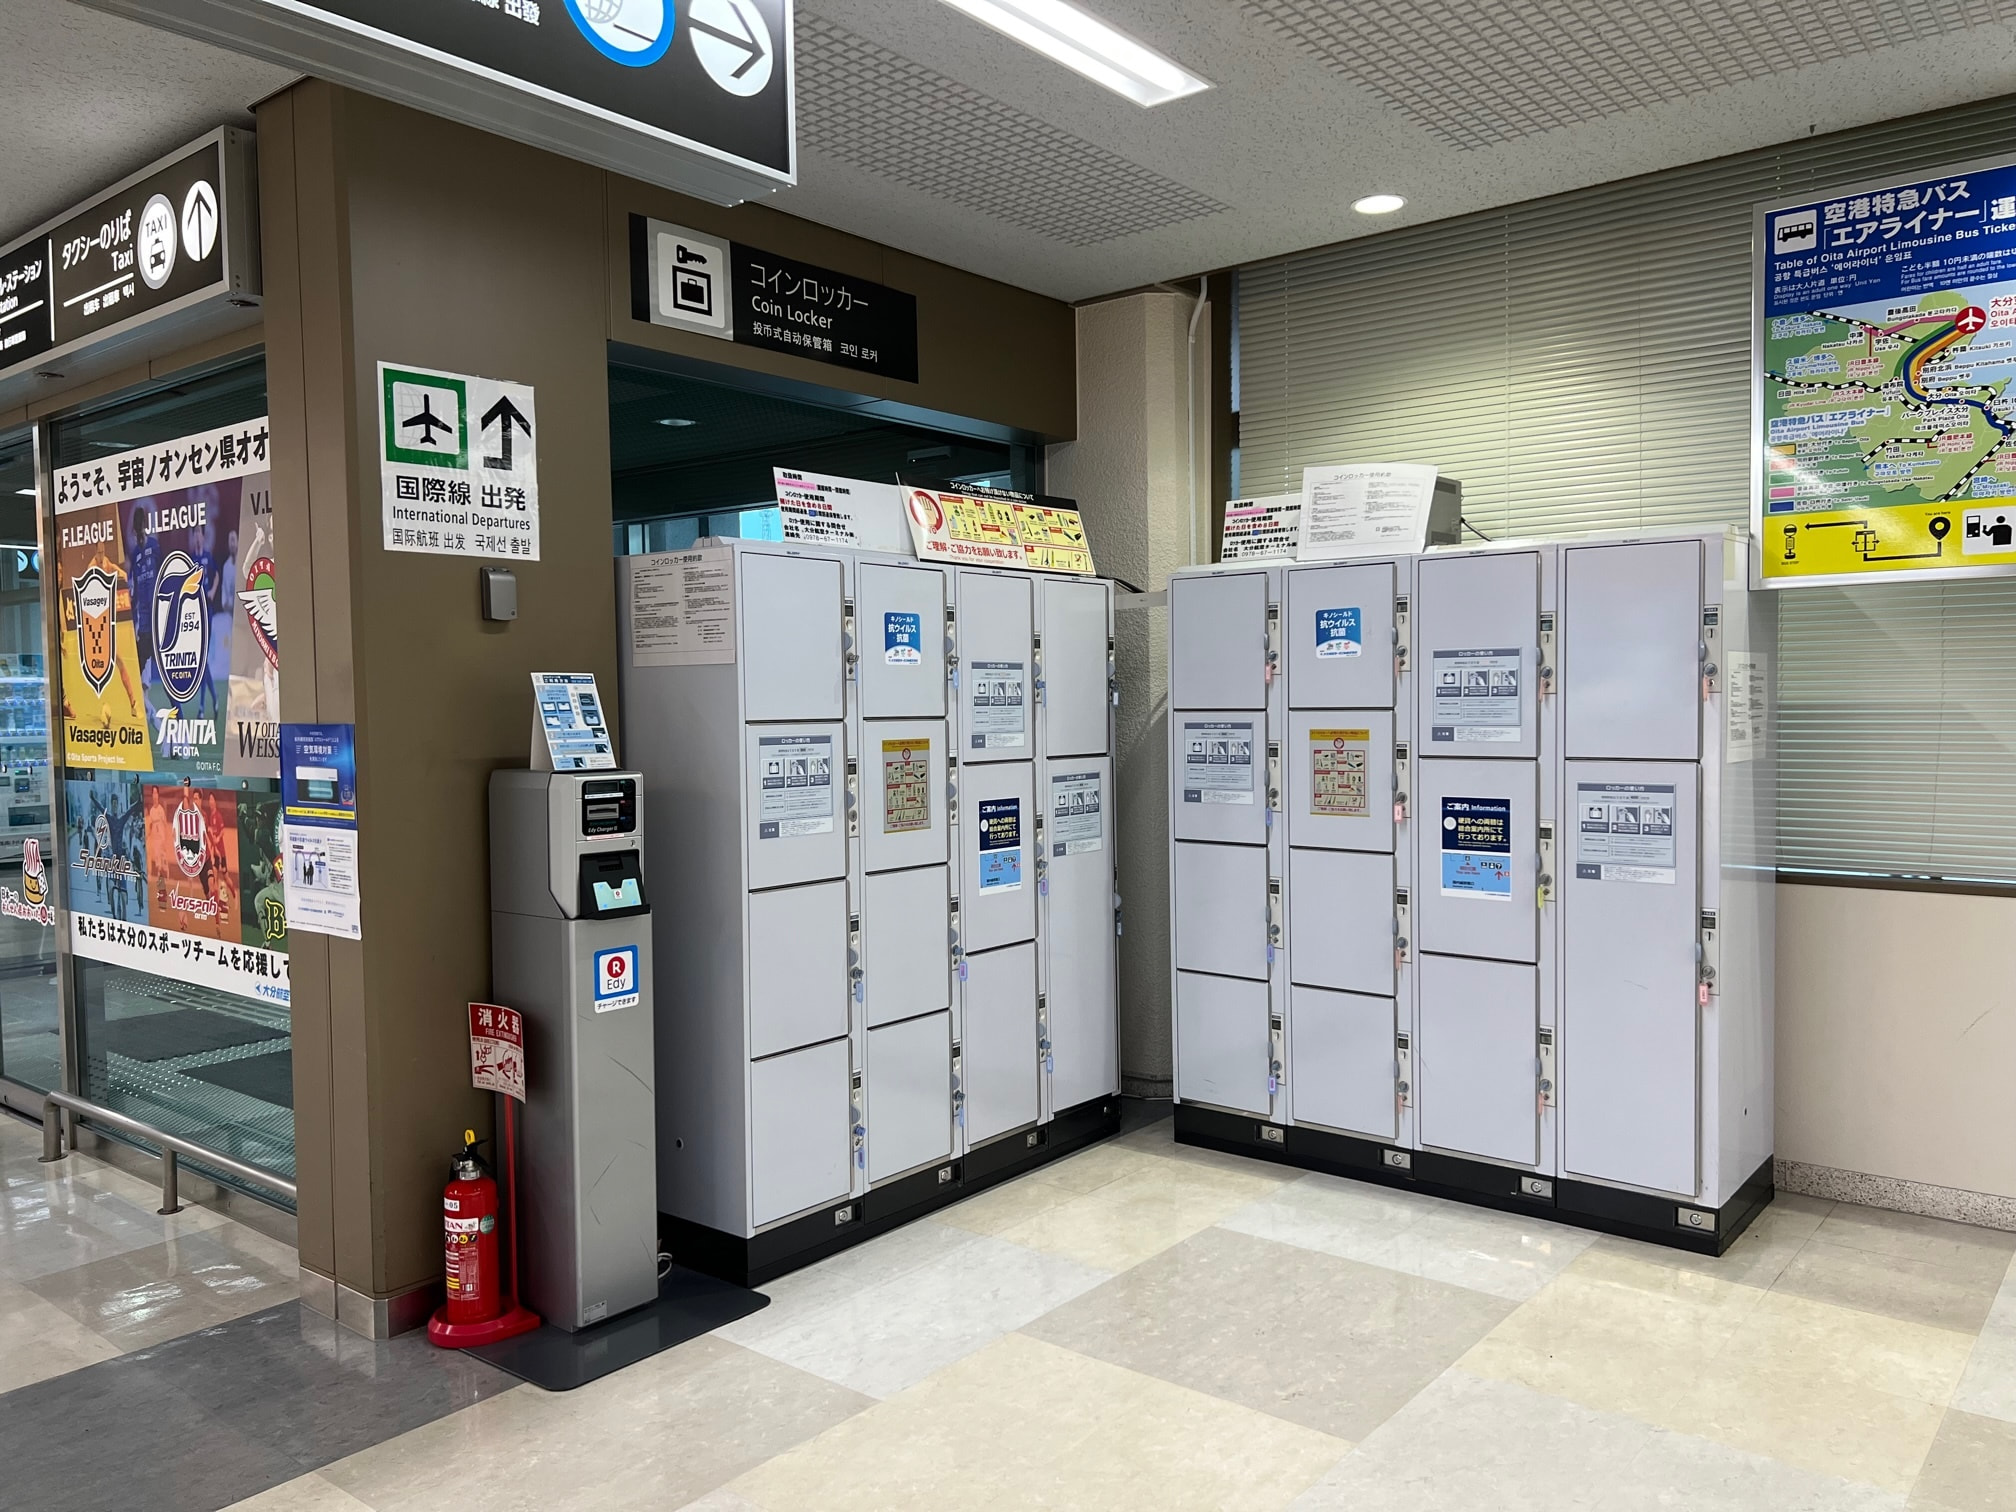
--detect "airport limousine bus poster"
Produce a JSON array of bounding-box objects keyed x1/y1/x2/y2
[
  {"x1": 53, "y1": 423, "x2": 290, "y2": 1005},
  {"x1": 1757, "y1": 154, "x2": 2016, "y2": 585}
]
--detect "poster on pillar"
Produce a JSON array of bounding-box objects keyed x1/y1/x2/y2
[{"x1": 378, "y1": 362, "x2": 540, "y2": 561}]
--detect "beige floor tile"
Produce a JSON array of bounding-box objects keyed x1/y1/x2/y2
[
  {"x1": 1024, "y1": 1225, "x2": 1512, "y2": 1440},
  {"x1": 321, "y1": 1335, "x2": 871, "y2": 1511},
  {"x1": 1909, "y1": 1408, "x2": 2016, "y2": 1511},
  {"x1": 1588, "y1": 1192, "x2": 1831, "y2": 1292},
  {"x1": 1813, "y1": 1205, "x2": 2016, "y2": 1285},
  {"x1": 221, "y1": 1473, "x2": 376, "y2": 1511},
  {"x1": 989, "y1": 1151, "x2": 1289, "y2": 1272},
  {"x1": 728, "y1": 1332, "x2": 1349, "y2": 1512},
  {"x1": 937, "y1": 1142, "x2": 1163, "y2": 1237},
  {"x1": 22, "y1": 1222, "x2": 299, "y2": 1349},
  {"x1": 0, "y1": 1273, "x2": 121, "y2": 1388},
  {"x1": 1955, "y1": 1252, "x2": 2016, "y2": 1423},
  {"x1": 1773, "y1": 1235, "x2": 2005, "y2": 1332},
  {"x1": 1110, "y1": 1116, "x2": 1293, "y2": 1179}
]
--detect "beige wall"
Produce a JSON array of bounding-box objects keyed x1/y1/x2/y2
[{"x1": 1777, "y1": 881, "x2": 2016, "y2": 1201}]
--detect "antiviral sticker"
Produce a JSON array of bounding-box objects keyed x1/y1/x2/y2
[
  {"x1": 884, "y1": 611, "x2": 922, "y2": 666},
  {"x1": 977, "y1": 797, "x2": 1023, "y2": 891},
  {"x1": 1314, "y1": 607, "x2": 1362, "y2": 658},
  {"x1": 1441, "y1": 795, "x2": 1512, "y2": 900}
]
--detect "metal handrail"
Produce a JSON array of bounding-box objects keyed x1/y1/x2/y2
[{"x1": 38, "y1": 1090, "x2": 298, "y2": 1217}]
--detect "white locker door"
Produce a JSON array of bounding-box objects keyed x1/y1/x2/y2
[
  {"x1": 1416, "y1": 551, "x2": 1540, "y2": 760},
  {"x1": 747, "y1": 880, "x2": 850, "y2": 1057},
  {"x1": 1563, "y1": 540, "x2": 1704, "y2": 762},
  {"x1": 1171, "y1": 571, "x2": 1268, "y2": 710},
  {"x1": 1171, "y1": 711, "x2": 1266, "y2": 844},
  {"x1": 958, "y1": 571, "x2": 1034, "y2": 763},
  {"x1": 1289, "y1": 985, "x2": 1396, "y2": 1141},
  {"x1": 1417, "y1": 953, "x2": 1537, "y2": 1167},
  {"x1": 862, "y1": 719, "x2": 948, "y2": 873},
  {"x1": 1563, "y1": 760, "x2": 1701, "y2": 1197},
  {"x1": 742, "y1": 552, "x2": 845, "y2": 722},
  {"x1": 750, "y1": 1038, "x2": 852, "y2": 1227},
  {"x1": 1040, "y1": 578, "x2": 1111, "y2": 757},
  {"x1": 1175, "y1": 971, "x2": 1270, "y2": 1115},
  {"x1": 744, "y1": 723, "x2": 847, "y2": 890},
  {"x1": 959, "y1": 760, "x2": 1036, "y2": 952},
  {"x1": 1288, "y1": 848, "x2": 1394, "y2": 996},
  {"x1": 867, "y1": 1012, "x2": 953, "y2": 1183},
  {"x1": 863, "y1": 865, "x2": 950, "y2": 1030},
  {"x1": 1173, "y1": 841, "x2": 1269, "y2": 981},
  {"x1": 964, "y1": 941, "x2": 1038, "y2": 1142},
  {"x1": 1287, "y1": 709, "x2": 1395, "y2": 851},
  {"x1": 859, "y1": 561, "x2": 947, "y2": 720},
  {"x1": 1287, "y1": 562, "x2": 1396, "y2": 710},
  {"x1": 1042, "y1": 758, "x2": 1117, "y2": 1113},
  {"x1": 1415, "y1": 757, "x2": 1538, "y2": 963}
]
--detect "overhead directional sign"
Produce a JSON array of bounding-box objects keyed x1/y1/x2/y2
[
  {"x1": 76, "y1": 0, "x2": 794, "y2": 206},
  {"x1": 378, "y1": 362, "x2": 542, "y2": 561}
]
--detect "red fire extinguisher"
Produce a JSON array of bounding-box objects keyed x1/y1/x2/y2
[{"x1": 441, "y1": 1129, "x2": 499, "y2": 1326}]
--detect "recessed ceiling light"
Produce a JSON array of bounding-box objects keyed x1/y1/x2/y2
[
  {"x1": 13, "y1": 489, "x2": 34, "y2": 498},
  {"x1": 936, "y1": 0, "x2": 1210, "y2": 107},
  {"x1": 1352, "y1": 194, "x2": 1407, "y2": 215},
  {"x1": 655, "y1": 417, "x2": 697, "y2": 427}
]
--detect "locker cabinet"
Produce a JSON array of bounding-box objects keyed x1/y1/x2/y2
[
  {"x1": 1563, "y1": 540, "x2": 1703, "y2": 762},
  {"x1": 866, "y1": 1013, "x2": 953, "y2": 1183},
  {"x1": 958, "y1": 570, "x2": 1034, "y2": 763},
  {"x1": 1041, "y1": 757, "x2": 1118, "y2": 1114},
  {"x1": 1172, "y1": 570, "x2": 1268, "y2": 710},
  {"x1": 862, "y1": 865, "x2": 950, "y2": 1030},
  {"x1": 1289, "y1": 985, "x2": 1396, "y2": 1141},
  {"x1": 1041, "y1": 578, "x2": 1111, "y2": 757},
  {"x1": 1417, "y1": 953, "x2": 1537, "y2": 1167},
  {"x1": 1416, "y1": 551, "x2": 1540, "y2": 760},
  {"x1": 1287, "y1": 561, "x2": 1397, "y2": 710},
  {"x1": 859, "y1": 561, "x2": 947, "y2": 720},
  {"x1": 1173, "y1": 841, "x2": 1269, "y2": 981},
  {"x1": 748, "y1": 881, "x2": 849, "y2": 1057},
  {"x1": 959, "y1": 758, "x2": 1036, "y2": 953},
  {"x1": 1414, "y1": 757, "x2": 1538, "y2": 964},
  {"x1": 1288, "y1": 848, "x2": 1393, "y2": 996},
  {"x1": 1287, "y1": 709, "x2": 1396, "y2": 851},
  {"x1": 743, "y1": 723, "x2": 847, "y2": 891},
  {"x1": 751, "y1": 1039, "x2": 852, "y2": 1227},
  {"x1": 964, "y1": 941, "x2": 1039, "y2": 1142},
  {"x1": 743, "y1": 553, "x2": 846, "y2": 722},
  {"x1": 861, "y1": 718, "x2": 948, "y2": 873},
  {"x1": 1176, "y1": 971, "x2": 1271, "y2": 1115},
  {"x1": 1170, "y1": 711, "x2": 1266, "y2": 845}
]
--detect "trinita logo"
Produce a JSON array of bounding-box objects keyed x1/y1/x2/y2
[{"x1": 153, "y1": 550, "x2": 209, "y2": 705}]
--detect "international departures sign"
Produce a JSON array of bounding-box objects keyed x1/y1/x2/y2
[{"x1": 78, "y1": 0, "x2": 794, "y2": 205}]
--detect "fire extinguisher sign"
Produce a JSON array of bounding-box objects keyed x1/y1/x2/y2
[
  {"x1": 594, "y1": 946, "x2": 640, "y2": 1012},
  {"x1": 468, "y1": 1002, "x2": 526, "y2": 1103}
]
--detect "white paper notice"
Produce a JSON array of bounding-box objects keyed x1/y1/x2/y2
[
  {"x1": 774, "y1": 468, "x2": 909, "y2": 554},
  {"x1": 283, "y1": 825, "x2": 361, "y2": 939},
  {"x1": 1297, "y1": 463, "x2": 1439, "y2": 560},
  {"x1": 1219, "y1": 494, "x2": 1302, "y2": 562},
  {"x1": 629, "y1": 548, "x2": 735, "y2": 666},
  {"x1": 1726, "y1": 652, "x2": 1766, "y2": 763}
]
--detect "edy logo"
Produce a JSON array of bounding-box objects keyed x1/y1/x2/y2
[
  {"x1": 73, "y1": 566, "x2": 118, "y2": 695},
  {"x1": 240, "y1": 555, "x2": 277, "y2": 669},
  {"x1": 153, "y1": 551, "x2": 209, "y2": 705}
]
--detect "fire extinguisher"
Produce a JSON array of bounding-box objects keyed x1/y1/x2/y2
[{"x1": 442, "y1": 1129, "x2": 500, "y2": 1326}]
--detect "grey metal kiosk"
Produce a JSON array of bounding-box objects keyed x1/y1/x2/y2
[{"x1": 489, "y1": 770, "x2": 659, "y2": 1330}]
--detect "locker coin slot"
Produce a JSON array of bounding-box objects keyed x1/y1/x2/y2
[
  {"x1": 1268, "y1": 1012, "x2": 1284, "y2": 1098},
  {"x1": 946, "y1": 756, "x2": 959, "y2": 824},
  {"x1": 843, "y1": 598, "x2": 858, "y2": 682},
  {"x1": 848, "y1": 913, "x2": 863, "y2": 1002},
  {"x1": 1393, "y1": 742, "x2": 1410, "y2": 823},
  {"x1": 845, "y1": 757, "x2": 861, "y2": 839},
  {"x1": 1267, "y1": 876, "x2": 1283, "y2": 964},
  {"x1": 1394, "y1": 887, "x2": 1411, "y2": 966},
  {"x1": 1537, "y1": 610, "x2": 1556, "y2": 698},
  {"x1": 1395, "y1": 1030, "x2": 1412, "y2": 1110},
  {"x1": 1265, "y1": 601, "x2": 1281, "y2": 685},
  {"x1": 945, "y1": 607, "x2": 959, "y2": 688},
  {"x1": 1537, "y1": 1025, "x2": 1556, "y2": 1109},
  {"x1": 1393, "y1": 595, "x2": 1411, "y2": 676},
  {"x1": 1266, "y1": 740, "x2": 1282, "y2": 822},
  {"x1": 1701, "y1": 605, "x2": 1721, "y2": 698},
  {"x1": 1699, "y1": 909, "x2": 1719, "y2": 1000},
  {"x1": 1537, "y1": 821, "x2": 1555, "y2": 908}
]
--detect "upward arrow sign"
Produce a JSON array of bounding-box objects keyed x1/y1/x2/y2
[{"x1": 481, "y1": 394, "x2": 532, "y2": 471}]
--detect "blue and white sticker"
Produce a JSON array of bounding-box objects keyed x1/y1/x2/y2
[
  {"x1": 977, "y1": 797, "x2": 1023, "y2": 892},
  {"x1": 593, "y1": 945, "x2": 641, "y2": 1012},
  {"x1": 1314, "y1": 606, "x2": 1362, "y2": 659},
  {"x1": 1440, "y1": 796, "x2": 1512, "y2": 900},
  {"x1": 884, "y1": 611, "x2": 922, "y2": 665}
]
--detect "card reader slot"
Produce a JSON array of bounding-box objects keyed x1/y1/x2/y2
[{"x1": 578, "y1": 848, "x2": 649, "y2": 919}]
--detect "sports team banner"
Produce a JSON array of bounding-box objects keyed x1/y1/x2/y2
[{"x1": 54, "y1": 421, "x2": 288, "y2": 1004}]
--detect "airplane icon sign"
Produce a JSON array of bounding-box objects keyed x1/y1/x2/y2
[
  {"x1": 388, "y1": 378, "x2": 463, "y2": 458},
  {"x1": 402, "y1": 394, "x2": 457, "y2": 448}
]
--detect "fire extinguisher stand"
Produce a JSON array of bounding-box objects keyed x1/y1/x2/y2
[{"x1": 428, "y1": 1094, "x2": 542, "y2": 1347}]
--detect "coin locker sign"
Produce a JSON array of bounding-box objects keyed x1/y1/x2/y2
[
  {"x1": 1182, "y1": 721, "x2": 1255, "y2": 804},
  {"x1": 1310, "y1": 729, "x2": 1370, "y2": 817},
  {"x1": 378, "y1": 362, "x2": 539, "y2": 560},
  {"x1": 757, "y1": 734, "x2": 832, "y2": 838},
  {"x1": 977, "y1": 797, "x2": 1022, "y2": 891},
  {"x1": 1575, "y1": 783, "x2": 1678, "y2": 884},
  {"x1": 1430, "y1": 649, "x2": 1521, "y2": 743},
  {"x1": 1441, "y1": 796, "x2": 1512, "y2": 900},
  {"x1": 1050, "y1": 772, "x2": 1103, "y2": 855},
  {"x1": 881, "y1": 737, "x2": 930, "y2": 834}
]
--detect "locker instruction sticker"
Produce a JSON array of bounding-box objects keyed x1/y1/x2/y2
[
  {"x1": 884, "y1": 611, "x2": 923, "y2": 666},
  {"x1": 757, "y1": 734, "x2": 834, "y2": 838},
  {"x1": 1441, "y1": 796, "x2": 1512, "y2": 900},
  {"x1": 881, "y1": 737, "x2": 931, "y2": 834},
  {"x1": 627, "y1": 548, "x2": 735, "y2": 666},
  {"x1": 1430, "y1": 649, "x2": 1522, "y2": 743},
  {"x1": 969, "y1": 661, "x2": 1026, "y2": 749},
  {"x1": 1050, "y1": 772, "x2": 1103, "y2": 855},
  {"x1": 1310, "y1": 729, "x2": 1370, "y2": 817},
  {"x1": 1182, "y1": 721, "x2": 1255, "y2": 804},
  {"x1": 1726, "y1": 652, "x2": 1765, "y2": 763},
  {"x1": 1575, "y1": 783, "x2": 1677, "y2": 884},
  {"x1": 977, "y1": 797, "x2": 1023, "y2": 891},
  {"x1": 1314, "y1": 607, "x2": 1363, "y2": 658}
]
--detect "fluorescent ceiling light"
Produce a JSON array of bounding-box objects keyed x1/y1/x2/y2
[
  {"x1": 1352, "y1": 194, "x2": 1407, "y2": 215},
  {"x1": 937, "y1": 0, "x2": 1210, "y2": 107},
  {"x1": 12, "y1": 489, "x2": 33, "y2": 497}
]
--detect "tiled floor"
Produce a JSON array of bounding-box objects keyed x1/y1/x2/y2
[{"x1": 12, "y1": 1106, "x2": 2016, "y2": 1510}]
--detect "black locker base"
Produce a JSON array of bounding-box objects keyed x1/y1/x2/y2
[
  {"x1": 661, "y1": 1095, "x2": 1124, "y2": 1288},
  {"x1": 1173, "y1": 1102, "x2": 1772, "y2": 1257}
]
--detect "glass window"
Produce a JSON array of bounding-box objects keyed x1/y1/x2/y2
[{"x1": 47, "y1": 359, "x2": 293, "y2": 1193}]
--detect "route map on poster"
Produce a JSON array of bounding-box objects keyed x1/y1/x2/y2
[{"x1": 1758, "y1": 157, "x2": 2016, "y2": 584}]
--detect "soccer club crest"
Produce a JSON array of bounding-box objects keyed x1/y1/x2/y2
[
  {"x1": 153, "y1": 551, "x2": 209, "y2": 706},
  {"x1": 174, "y1": 790, "x2": 206, "y2": 877},
  {"x1": 21, "y1": 838, "x2": 45, "y2": 908},
  {"x1": 240, "y1": 555, "x2": 277, "y2": 669},
  {"x1": 73, "y1": 566, "x2": 118, "y2": 696},
  {"x1": 93, "y1": 813, "x2": 112, "y2": 855}
]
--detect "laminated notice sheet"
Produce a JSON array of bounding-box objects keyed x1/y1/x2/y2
[
  {"x1": 629, "y1": 548, "x2": 735, "y2": 666},
  {"x1": 1429, "y1": 649, "x2": 1522, "y2": 743},
  {"x1": 1575, "y1": 783, "x2": 1677, "y2": 884},
  {"x1": 978, "y1": 797, "x2": 1023, "y2": 891},
  {"x1": 757, "y1": 734, "x2": 834, "y2": 838},
  {"x1": 882, "y1": 737, "x2": 931, "y2": 834},
  {"x1": 1182, "y1": 721, "x2": 1255, "y2": 804},
  {"x1": 1050, "y1": 772, "x2": 1104, "y2": 855},
  {"x1": 1310, "y1": 729, "x2": 1370, "y2": 817},
  {"x1": 969, "y1": 662, "x2": 1027, "y2": 749},
  {"x1": 1297, "y1": 463, "x2": 1439, "y2": 560},
  {"x1": 1441, "y1": 795, "x2": 1512, "y2": 900},
  {"x1": 1219, "y1": 494, "x2": 1302, "y2": 562}
]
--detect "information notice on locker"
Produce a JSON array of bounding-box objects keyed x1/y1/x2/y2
[
  {"x1": 977, "y1": 797, "x2": 1023, "y2": 891},
  {"x1": 1441, "y1": 795, "x2": 1512, "y2": 900},
  {"x1": 1182, "y1": 721, "x2": 1255, "y2": 804},
  {"x1": 757, "y1": 734, "x2": 834, "y2": 838},
  {"x1": 881, "y1": 737, "x2": 931, "y2": 834},
  {"x1": 969, "y1": 661, "x2": 1026, "y2": 749},
  {"x1": 628, "y1": 548, "x2": 736, "y2": 666},
  {"x1": 1310, "y1": 729, "x2": 1370, "y2": 817},
  {"x1": 1575, "y1": 783, "x2": 1677, "y2": 884},
  {"x1": 1726, "y1": 652, "x2": 1766, "y2": 764},
  {"x1": 1050, "y1": 772, "x2": 1104, "y2": 854},
  {"x1": 1218, "y1": 494, "x2": 1301, "y2": 562},
  {"x1": 1430, "y1": 649, "x2": 1521, "y2": 743}
]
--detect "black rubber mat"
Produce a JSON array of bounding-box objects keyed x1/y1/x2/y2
[
  {"x1": 91, "y1": 1009, "x2": 287, "y2": 1063},
  {"x1": 182, "y1": 1052, "x2": 295, "y2": 1110},
  {"x1": 469, "y1": 1266, "x2": 769, "y2": 1391}
]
